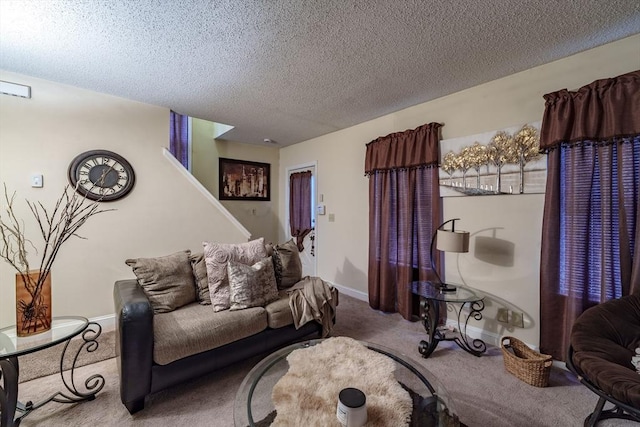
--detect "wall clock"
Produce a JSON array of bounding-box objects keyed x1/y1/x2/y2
[{"x1": 68, "y1": 150, "x2": 135, "y2": 201}]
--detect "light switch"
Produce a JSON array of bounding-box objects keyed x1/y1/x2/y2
[
  {"x1": 328, "y1": 213, "x2": 335, "y2": 222},
  {"x1": 31, "y1": 174, "x2": 43, "y2": 188}
]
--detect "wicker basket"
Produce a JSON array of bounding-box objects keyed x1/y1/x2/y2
[{"x1": 501, "y1": 336, "x2": 552, "y2": 387}]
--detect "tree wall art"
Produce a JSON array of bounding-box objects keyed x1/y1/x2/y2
[{"x1": 439, "y1": 122, "x2": 545, "y2": 197}]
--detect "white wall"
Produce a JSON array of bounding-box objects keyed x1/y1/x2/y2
[
  {"x1": 0, "y1": 71, "x2": 248, "y2": 326},
  {"x1": 191, "y1": 118, "x2": 280, "y2": 244},
  {"x1": 278, "y1": 34, "x2": 640, "y2": 346},
  {"x1": 2, "y1": 35, "x2": 637, "y2": 339}
]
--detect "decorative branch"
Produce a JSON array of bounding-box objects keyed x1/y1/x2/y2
[{"x1": 1, "y1": 184, "x2": 114, "y2": 305}]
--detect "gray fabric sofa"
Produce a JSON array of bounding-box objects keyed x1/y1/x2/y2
[{"x1": 114, "y1": 279, "x2": 326, "y2": 414}]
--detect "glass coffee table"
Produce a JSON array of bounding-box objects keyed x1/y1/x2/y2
[{"x1": 234, "y1": 338, "x2": 459, "y2": 427}]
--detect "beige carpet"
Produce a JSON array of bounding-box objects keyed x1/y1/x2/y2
[
  {"x1": 15, "y1": 294, "x2": 637, "y2": 426},
  {"x1": 18, "y1": 328, "x2": 115, "y2": 383}
]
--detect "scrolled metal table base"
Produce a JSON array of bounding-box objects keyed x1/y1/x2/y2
[
  {"x1": 418, "y1": 298, "x2": 487, "y2": 358},
  {"x1": 0, "y1": 322, "x2": 105, "y2": 427}
]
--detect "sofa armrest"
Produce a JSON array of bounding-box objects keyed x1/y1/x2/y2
[{"x1": 113, "y1": 279, "x2": 153, "y2": 413}]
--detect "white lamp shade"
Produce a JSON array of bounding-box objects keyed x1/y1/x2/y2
[{"x1": 436, "y1": 229, "x2": 470, "y2": 253}]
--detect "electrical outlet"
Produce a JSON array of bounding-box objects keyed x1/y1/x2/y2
[
  {"x1": 497, "y1": 308, "x2": 509, "y2": 323},
  {"x1": 510, "y1": 311, "x2": 524, "y2": 328}
]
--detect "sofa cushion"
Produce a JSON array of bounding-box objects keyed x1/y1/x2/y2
[
  {"x1": 153, "y1": 302, "x2": 268, "y2": 365},
  {"x1": 273, "y1": 239, "x2": 302, "y2": 289},
  {"x1": 228, "y1": 257, "x2": 279, "y2": 311},
  {"x1": 203, "y1": 238, "x2": 268, "y2": 312},
  {"x1": 125, "y1": 250, "x2": 196, "y2": 313},
  {"x1": 264, "y1": 291, "x2": 295, "y2": 329},
  {"x1": 189, "y1": 252, "x2": 210, "y2": 305}
]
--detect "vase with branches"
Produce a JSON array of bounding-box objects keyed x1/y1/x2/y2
[{"x1": 0, "y1": 184, "x2": 111, "y2": 336}]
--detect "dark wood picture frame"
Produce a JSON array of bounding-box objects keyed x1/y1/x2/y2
[{"x1": 219, "y1": 157, "x2": 271, "y2": 201}]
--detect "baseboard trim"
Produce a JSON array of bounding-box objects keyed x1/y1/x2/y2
[
  {"x1": 90, "y1": 314, "x2": 116, "y2": 332},
  {"x1": 328, "y1": 281, "x2": 368, "y2": 302},
  {"x1": 444, "y1": 319, "x2": 503, "y2": 348},
  {"x1": 326, "y1": 281, "x2": 540, "y2": 350},
  {"x1": 89, "y1": 288, "x2": 539, "y2": 352}
]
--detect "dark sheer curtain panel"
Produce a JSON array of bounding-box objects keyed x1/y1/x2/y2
[
  {"x1": 365, "y1": 122, "x2": 442, "y2": 320},
  {"x1": 539, "y1": 70, "x2": 640, "y2": 361},
  {"x1": 289, "y1": 171, "x2": 312, "y2": 252},
  {"x1": 170, "y1": 111, "x2": 189, "y2": 169}
]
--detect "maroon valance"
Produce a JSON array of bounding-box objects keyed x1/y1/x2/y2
[
  {"x1": 365, "y1": 122, "x2": 442, "y2": 174},
  {"x1": 540, "y1": 70, "x2": 640, "y2": 150}
]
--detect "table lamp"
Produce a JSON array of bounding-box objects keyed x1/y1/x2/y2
[{"x1": 430, "y1": 218, "x2": 470, "y2": 292}]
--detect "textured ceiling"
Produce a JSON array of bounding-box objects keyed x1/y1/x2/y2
[{"x1": 1, "y1": 1, "x2": 639, "y2": 147}]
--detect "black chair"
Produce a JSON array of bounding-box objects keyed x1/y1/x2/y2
[
  {"x1": 567, "y1": 346, "x2": 640, "y2": 426},
  {"x1": 567, "y1": 294, "x2": 640, "y2": 426}
]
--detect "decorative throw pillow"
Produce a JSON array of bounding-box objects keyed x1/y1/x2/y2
[
  {"x1": 227, "y1": 257, "x2": 279, "y2": 310},
  {"x1": 189, "y1": 252, "x2": 210, "y2": 305},
  {"x1": 203, "y1": 238, "x2": 268, "y2": 312},
  {"x1": 265, "y1": 242, "x2": 274, "y2": 257},
  {"x1": 125, "y1": 250, "x2": 197, "y2": 313},
  {"x1": 273, "y1": 239, "x2": 302, "y2": 289}
]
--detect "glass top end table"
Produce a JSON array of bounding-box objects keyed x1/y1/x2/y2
[
  {"x1": 0, "y1": 316, "x2": 89, "y2": 357},
  {"x1": 412, "y1": 281, "x2": 487, "y2": 358},
  {"x1": 0, "y1": 316, "x2": 105, "y2": 427}
]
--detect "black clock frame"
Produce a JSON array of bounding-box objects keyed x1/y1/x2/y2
[{"x1": 68, "y1": 150, "x2": 135, "y2": 202}]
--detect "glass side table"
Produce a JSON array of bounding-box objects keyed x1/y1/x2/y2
[
  {"x1": 411, "y1": 281, "x2": 487, "y2": 358},
  {"x1": 0, "y1": 316, "x2": 105, "y2": 427}
]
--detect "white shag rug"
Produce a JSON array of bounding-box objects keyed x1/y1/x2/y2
[{"x1": 271, "y1": 337, "x2": 412, "y2": 426}]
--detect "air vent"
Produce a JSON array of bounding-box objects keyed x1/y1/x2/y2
[{"x1": 0, "y1": 81, "x2": 31, "y2": 98}]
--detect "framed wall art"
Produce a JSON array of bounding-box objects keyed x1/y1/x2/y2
[
  {"x1": 219, "y1": 157, "x2": 271, "y2": 201},
  {"x1": 439, "y1": 122, "x2": 546, "y2": 197}
]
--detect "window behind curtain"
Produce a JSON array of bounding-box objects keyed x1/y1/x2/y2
[
  {"x1": 558, "y1": 140, "x2": 639, "y2": 301},
  {"x1": 170, "y1": 111, "x2": 190, "y2": 170},
  {"x1": 365, "y1": 122, "x2": 442, "y2": 320},
  {"x1": 539, "y1": 70, "x2": 640, "y2": 360}
]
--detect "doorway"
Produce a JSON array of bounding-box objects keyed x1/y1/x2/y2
[{"x1": 286, "y1": 162, "x2": 317, "y2": 277}]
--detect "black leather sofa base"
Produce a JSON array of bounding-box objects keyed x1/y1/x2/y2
[{"x1": 114, "y1": 279, "x2": 324, "y2": 414}]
